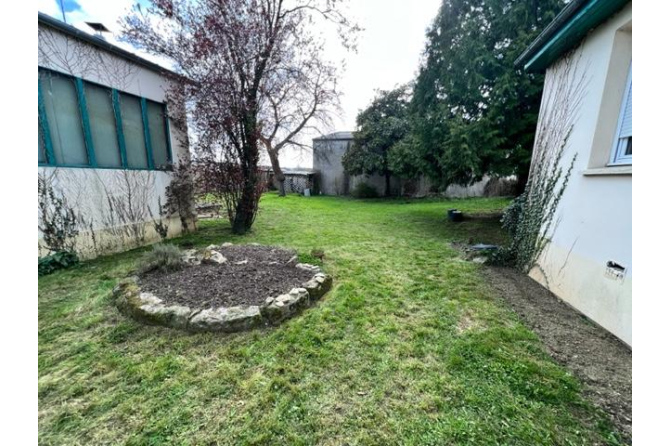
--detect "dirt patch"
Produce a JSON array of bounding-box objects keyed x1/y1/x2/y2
[
  {"x1": 482, "y1": 266, "x2": 632, "y2": 444},
  {"x1": 456, "y1": 310, "x2": 481, "y2": 334},
  {"x1": 140, "y1": 245, "x2": 314, "y2": 308}
]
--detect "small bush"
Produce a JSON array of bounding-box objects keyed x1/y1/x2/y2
[
  {"x1": 38, "y1": 251, "x2": 79, "y2": 276},
  {"x1": 351, "y1": 182, "x2": 379, "y2": 199},
  {"x1": 163, "y1": 161, "x2": 196, "y2": 234},
  {"x1": 137, "y1": 244, "x2": 183, "y2": 274}
]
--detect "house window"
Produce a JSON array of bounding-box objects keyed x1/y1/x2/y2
[
  {"x1": 37, "y1": 67, "x2": 172, "y2": 170},
  {"x1": 146, "y1": 100, "x2": 171, "y2": 169},
  {"x1": 85, "y1": 83, "x2": 122, "y2": 168},
  {"x1": 39, "y1": 70, "x2": 89, "y2": 166},
  {"x1": 119, "y1": 92, "x2": 150, "y2": 169},
  {"x1": 611, "y1": 66, "x2": 632, "y2": 165}
]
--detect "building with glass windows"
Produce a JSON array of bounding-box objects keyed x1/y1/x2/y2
[{"x1": 38, "y1": 12, "x2": 192, "y2": 259}]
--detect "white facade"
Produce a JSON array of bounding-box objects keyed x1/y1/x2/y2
[
  {"x1": 38, "y1": 18, "x2": 192, "y2": 259},
  {"x1": 529, "y1": 4, "x2": 632, "y2": 345}
]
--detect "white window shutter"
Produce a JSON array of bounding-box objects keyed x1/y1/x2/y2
[{"x1": 618, "y1": 82, "x2": 632, "y2": 138}]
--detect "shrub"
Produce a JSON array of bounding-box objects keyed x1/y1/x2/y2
[
  {"x1": 38, "y1": 173, "x2": 80, "y2": 253},
  {"x1": 163, "y1": 161, "x2": 196, "y2": 234},
  {"x1": 137, "y1": 244, "x2": 184, "y2": 275},
  {"x1": 351, "y1": 182, "x2": 379, "y2": 199},
  {"x1": 500, "y1": 193, "x2": 525, "y2": 238},
  {"x1": 38, "y1": 251, "x2": 79, "y2": 276},
  {"x1": 193, "y1": 159, "x2": 266, "y2": 230}
]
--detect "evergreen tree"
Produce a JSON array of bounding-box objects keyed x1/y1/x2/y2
[
  {"x1": 409, "y1": 0, "x2": 565, "y2": 190},
  {"x1": 342, "y1": 85, "x2": 411, "y2": 196}
]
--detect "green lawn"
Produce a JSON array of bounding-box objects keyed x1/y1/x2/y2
[{"x1": 39, "y1": 194, "x2": 620, "y2": 445}]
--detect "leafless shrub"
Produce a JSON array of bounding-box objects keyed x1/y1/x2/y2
[
  {"x1": 38, "y1": 171, "x2": 79, "y2": 254},
  {"x1": 193, "y1": 157, "x2": 266, "y2": 227},
  {"x1": 148, "y1": 197, "x2": 170, "y2": 242},
  {"x1": 162, "y1": 161, "x2": 196, "y2": 234}
]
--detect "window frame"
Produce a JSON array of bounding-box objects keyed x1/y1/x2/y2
[
  {"x1": 37, "y1": 67, "x2": 173, "y2": 171},
  {"x1": 609, "y1": 65, "x2": 632, "y2": 166}
]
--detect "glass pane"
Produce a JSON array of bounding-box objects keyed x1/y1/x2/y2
[
  {"x1": 40, "y1": 71, "x2": 88, "y2": 166},
  {"x1": 624, "y1": 137, "x2": 632, "y2": 156},
  {"x1": 38, "y1": 117, "x2": 46, "y2": 164},
  {"x1": 147, "y1": 101, "x2": 170, "y2": 169},
  {"x1": 86, "y1": 83, "x2": 122, "y2": 168},
  {"x1": 119, "y1": 93, "x2": 148, "y2": 169}
]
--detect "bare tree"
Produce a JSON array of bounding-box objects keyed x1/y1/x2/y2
[
  {"x1": 121, "y1": 0, "x2": 358, "y2": 232},
  {"x1": 258, "y1": 32, "x2": 342, "y2": 196}
]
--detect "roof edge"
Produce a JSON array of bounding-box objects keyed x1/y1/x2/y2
[
  {"x1": 313, "y1": 131, "x2": 355, "y2": 141},
  {"x1": 38, "y1": 12, "x2": 177, "y2": 76},
  {"x1": 515, "y1": 0, "x2": 630, "y2": 72}
]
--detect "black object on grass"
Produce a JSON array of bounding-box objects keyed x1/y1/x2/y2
[{"x1": 447, "y1": 209, "x2": 464, "y2": 222}]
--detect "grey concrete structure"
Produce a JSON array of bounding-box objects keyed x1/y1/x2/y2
[
  {"x1": 312, "y1": 132, "x2": 401, "y2": 196},
  {"x1": 312, "y1": 132, "x2": 354, "y2": 196}
]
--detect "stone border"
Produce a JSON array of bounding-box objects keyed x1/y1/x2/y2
[{"x1": 113, "y1": 245, "x2": 332, "y2": 333}]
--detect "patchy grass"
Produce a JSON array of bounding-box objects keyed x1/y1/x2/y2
[{"x1": 39, "y1": 194, "x2": 621, "y2": 445}]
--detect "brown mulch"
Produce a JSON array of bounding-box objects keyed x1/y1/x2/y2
[
  {"x1": 140, "y1": 245, "x2": 314, "y2": 308},
  {"x1": 482, "y1": 266, "x2": 632, "y2": 445}
]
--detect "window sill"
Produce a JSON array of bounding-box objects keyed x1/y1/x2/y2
[
  {"x1": 582, "y1": 165, "x2": 632, "y2": 176},
  {"x1": 38, "y1": 164, "x2": 173, "y2": 173}
]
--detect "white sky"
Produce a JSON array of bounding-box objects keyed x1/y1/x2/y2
[
  {"x1": 326, "y1": 0, "x2": 441, "y2": 130},
  {"x1": 37, "y1": 0, "x2": 441, "y2": 167}
]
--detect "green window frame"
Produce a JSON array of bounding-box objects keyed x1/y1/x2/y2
[{"x1": 38, "y1": 67, "x2": 173, "y2": 171}]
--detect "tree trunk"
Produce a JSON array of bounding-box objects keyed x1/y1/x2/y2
[
  {"x1": 232, "y1": 164, "x2": 258, "y2": 234},
  {"x1": 267, "y1": 147, "x2": 286, "y2": 197},
  {"x1": 232, "y1": 113, "x2": 261, "y2": 234},
  {"x1": 384, "y1": 171, "x2": 391, "y2": 197}
]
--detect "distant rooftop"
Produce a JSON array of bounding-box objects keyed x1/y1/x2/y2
[
  {"x1": 38, "y1": 12, "x2": 176, "y2": 76},
  {"x1": 313, "y1": 131, "x2": 355, "y2": 141}
]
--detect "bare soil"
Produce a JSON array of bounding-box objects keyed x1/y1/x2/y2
[
  {"x1": 140, "y1": 245, "x2": 314, "y2": 308},
  {"x1": 483, "y1": 266, "x2": 632, "y2": 444}
]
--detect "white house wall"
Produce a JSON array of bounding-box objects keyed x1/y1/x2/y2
[
  {"x1": 38, "y1": 25, "x2": 192, "y2": 259},
  {"x1": 38, "y1": 26, "x2": 171, "y2": 103},
  {"x1": 530, "y1": 4, "x2": 632, "y2": 345}
]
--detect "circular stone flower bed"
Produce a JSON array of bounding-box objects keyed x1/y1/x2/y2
[{"x1": 113, "y1": 243, "x2": 332, "y2": 332}]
